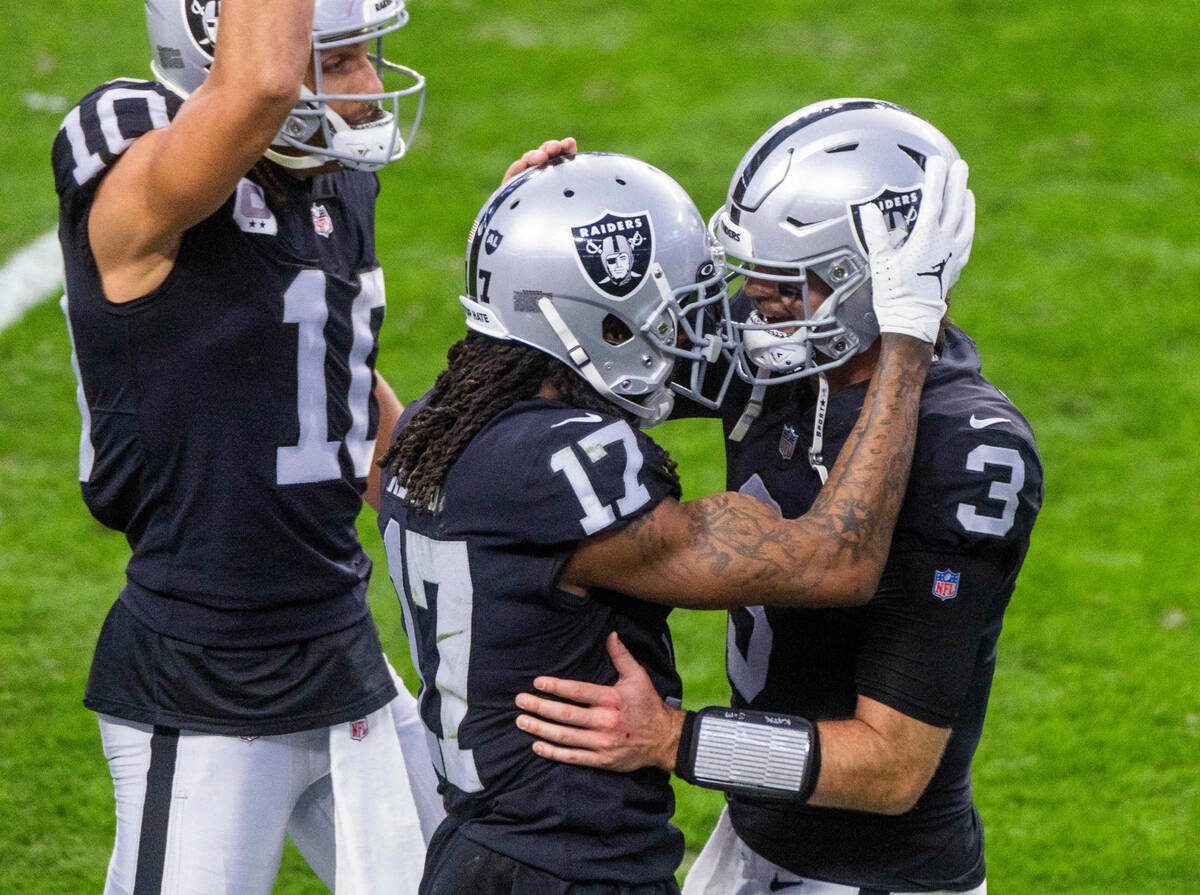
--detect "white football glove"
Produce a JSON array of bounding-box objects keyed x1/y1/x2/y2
[{"x1": 862, "y1": 156, "x2": 974, "y2": 343}]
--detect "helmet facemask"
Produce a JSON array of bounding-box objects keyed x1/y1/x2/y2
[
  {"x1": 268, "y1": 14, "x2": 425, "y2": 172},
  {"x1": 714, "y1": 229, "x2": 872, "y2": 386},
  {"x1": 457, "y1": 154, "x2": 735, "y2": 429},
  {"x1": 711, "y1": 98, "x2": 961, "y2": 389},
  {"x1": 147, "y1": 0, "x2": 424, "y2": 174}
]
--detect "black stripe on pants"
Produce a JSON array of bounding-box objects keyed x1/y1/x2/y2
[{"x1": 133, "y1": 726, "x2": 180, "y2": 895}]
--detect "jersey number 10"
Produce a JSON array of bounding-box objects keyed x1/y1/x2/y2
[{"x1": 277, "y1": 268, "x2": 386, "y2": 485}]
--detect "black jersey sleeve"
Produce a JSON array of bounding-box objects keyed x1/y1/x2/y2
[
  {"x1": 446, "y1": 403, "x2": 681, "y2": 597},
  {"x1": 466, "y1": 405, "x2": 680, "y2": 544},
  {"x1": 855, "y1": 546, "x2": 1020, "y2": 727},
  {"x1": 855, "y1": 394, "x2": 1041, "y2": 726},
  {"x1": 897, "y1": 411, "x2": 1043, "y2": 553},
  {"x1": 52, "y1": 80, "x2": 183, "y2": 212}
]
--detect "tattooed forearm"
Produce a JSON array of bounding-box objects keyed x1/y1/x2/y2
[
  {"x1": 814, "y1": 335, "x2": 929, "y2": 538},
  {"x1": 681, "y1": 334, "x2": 931, "y2": 607},
  {"x1": 682, "y1": 495, "x2": 834, "y2": 601},
  {"x1": 578, "y1": 336, "x2": 931, "y2": 610}
]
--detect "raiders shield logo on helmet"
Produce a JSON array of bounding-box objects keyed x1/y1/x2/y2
[
  {"x1": 849, "y1": 185, "x2": 923, "y2": 256},
  {"x1": 186, "y1": 0, "x2": 220, "y2": 55},
  {"x1": 572, "y1": 211, "x2": 653, "y2": 298}
]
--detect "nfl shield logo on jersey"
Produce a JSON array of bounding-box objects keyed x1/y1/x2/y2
[
  {"x1": 572, "y1": 212, "x2": 653, "y2": 298},
  {"x1": 778, "y1": 423, "x2": 799, "y2": 460},
  {"x1": 311, "y1": 203, "x2": 334, "y2": 238},
  {"x1": 932, "y1": 569, "x2": 961, "y2": 601},
  {"x1": 350, "y1": 718, "x2": 368, "y2": 741}
]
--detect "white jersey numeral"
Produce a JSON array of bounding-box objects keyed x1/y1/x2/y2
[
  {"x1": 727, "y1": 605, "x2": 774, "y2": 704},
  {"x1": 59, "y1": 86, "x2": 171, "y2": 185},
  {"x1": 345, "y1": 269, "x2": 386, "y2": 477},
  {"x1": 955, "y1": 444, "x2": 1025, "y2": 537},
  {"x1": 549, "y1": 421, "x2": 651, "y2": 535},
  {"x1": 276, "y1": 269, "x2": 384, "y2": 485},
  {"x1": 383, "y1": 522, "x2": 484, "y2": 793},
  {"x1": 59, "y1": 293, "x2": 96, "y2": 482},
  {"x1": 277, "y1": 271, "x2": 341, "y2": 485},
  {"x1": 725, "y1": 474, "x2": 781, "y2": 703}
]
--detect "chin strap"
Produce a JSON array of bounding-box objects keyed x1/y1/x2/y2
[
  {"x1": 729, "y1": 361, "x2": 770, "y2": 443},
  {"x1": 538, "y1": 296, "x2": 666, "y2": 424},
  {"x1": 808, "y1": 372, "x2": 830, "y2": 483}
]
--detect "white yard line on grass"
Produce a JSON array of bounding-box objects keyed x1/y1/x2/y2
[{"x1": 0, "y1": 229, "x2": 63, "y2": 334}]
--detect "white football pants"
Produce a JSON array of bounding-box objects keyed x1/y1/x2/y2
[
  {"x1": 98, "y1": 680, "x2": 444, "y2": 895},
  {"x1": 682, "y1": 807, "x2": 987, "y2": 895}
]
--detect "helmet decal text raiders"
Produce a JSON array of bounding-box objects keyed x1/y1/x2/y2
[
  {"x1": 849, "y1": 185, "x2": 923, "y2": 256},
  {"x1": 572, "y1": 212, "x2": 654, "y2": 298}
]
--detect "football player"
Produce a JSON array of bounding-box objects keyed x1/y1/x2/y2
[
  {"x1": 54, "y1": 1, "x2": 570, "y2": 892},
  {"x1": 514, "y1": 101, "x2": 1043, "y2": 895},
  {"x1": 375, "y1": 149, "x2": 966, "y2": 892}
]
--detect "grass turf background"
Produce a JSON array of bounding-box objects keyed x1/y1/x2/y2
[{"x1": 1, "y1": 0, "x2": 1198, "y2": 891}]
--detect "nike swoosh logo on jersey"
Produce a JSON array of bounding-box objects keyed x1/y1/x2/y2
[
  {"x1": 551, "y1": 412, "x2": 603, "y2": 428},
  {"x1": 969, "y1": 414, "x2": 1010, "y2": 429}
]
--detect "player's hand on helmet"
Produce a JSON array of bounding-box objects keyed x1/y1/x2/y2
[
  {"x1": 502, "y1": 137, "x2": 578, "y2": 183},
  {"x1": 939, "y1": 161, "x2": 975, "y2": 298},
  {"x1": 862, "y1": 156, "x2": 973, "y2": 343}
]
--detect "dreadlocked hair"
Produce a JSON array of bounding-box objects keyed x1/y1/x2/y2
[{"x1": 379, "y1": 331, "x2": 680, "y2": 511}]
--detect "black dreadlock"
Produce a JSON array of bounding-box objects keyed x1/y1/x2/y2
[{"x1": 379, "y1": 332, "x2": 679, "y2": 510}]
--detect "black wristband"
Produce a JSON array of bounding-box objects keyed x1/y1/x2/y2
[
  {"x1": 674, "y1": 710, "x2": 699, "y2": 783},
  {"x1": 796, "y1": 716, "x2": 821, "y2": 802},
  {"x1": 674, "y1": 706, "x2": 820, "y2": 803}
]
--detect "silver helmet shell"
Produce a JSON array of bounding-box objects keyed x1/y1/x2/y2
[
  {"x1": 145, "y1": 0, "x2": 425, "y2": 171},
  {"x1": 711, "y1": 98, "x2": 961, "y2": 384},
  {"x1": 460, "y1": 153, "x2": 732, "y2": 427}
]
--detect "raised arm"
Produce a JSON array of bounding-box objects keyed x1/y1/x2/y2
[{"x1": 89, "y1": 0, "x2": 315, "y2": 303}]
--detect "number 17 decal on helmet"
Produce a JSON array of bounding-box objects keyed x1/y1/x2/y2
[{"x1": 459, "y1": 153, "x2": 736, "y2": 426}]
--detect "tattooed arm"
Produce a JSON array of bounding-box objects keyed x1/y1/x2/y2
[{"x1": 558, "y1": 332, "x2": 932, "y2": 609}]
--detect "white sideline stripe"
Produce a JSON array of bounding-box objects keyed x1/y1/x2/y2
[{"x1": 0, "y1": 230, "x2": 64, "y2": 333}]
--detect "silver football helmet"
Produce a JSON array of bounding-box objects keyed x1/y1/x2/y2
[
  {"x1": 145, "y1": 0, "x2": 425, "y2": 172},
  {"x1": 460, "y1": 153, "x2": 732, "y2": 427},
  {"x1": 711, "y1": 98, "x2": 963, "y2": 385}
]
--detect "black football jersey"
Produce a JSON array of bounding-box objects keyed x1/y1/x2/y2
[
  {"x1": 377, "y1": 398, "x2": 686, "y2": 884},
  {"x1": 54, "y1": 80, "x2": 388, "y2": 648},
  {"x1": 714, "y1": 325, "x2": 1043, "y2": 890}
]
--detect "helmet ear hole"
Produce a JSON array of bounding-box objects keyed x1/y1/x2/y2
[{"x1": 602, "y1": 314, "x2": 633, "y2": 346}]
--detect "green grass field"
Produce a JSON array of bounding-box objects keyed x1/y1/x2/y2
[{"x1": 2, "y1": 0, "x2": 1198, "y2": 891}]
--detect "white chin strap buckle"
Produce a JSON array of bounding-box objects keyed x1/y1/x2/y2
[
  {"x1": 329, "y1": 110, "x2": 403, "y2": 172},
  {"x1": 742, "y1": 326, "x2": 810, "y2": 373}
]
